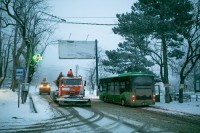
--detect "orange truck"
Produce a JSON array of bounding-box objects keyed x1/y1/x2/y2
[{"x1": 51, "y1": 75, "x2": 91, "y2": 106}]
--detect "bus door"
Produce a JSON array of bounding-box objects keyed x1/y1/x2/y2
[
  {"x1": 154, "y1": 85, "x2": 160, "y2": 102},
  {"x1": 98, "y1": 81, "x2": 108, "y2": 101},
  {"x1": 114, "y1": 82, "x2": 120, "y2": 103}
]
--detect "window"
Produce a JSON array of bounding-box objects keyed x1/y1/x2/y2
[
  {"x1": 108, "y1": 82, "x2": 114, "y2": 94},
  {"x1": 102, "y1": 82, "x2": 107, "y2": 91},
  {"x1": 62, "y1": 79, "x2": 81, "y2": 85},
  {"x1": 115, "y1": 82, "x2": 120, "y2": 94},
  {"x1": 125, "y1": 81, "x2": 131, "y2": 92},
  {"x1": 119, "y1": 82, "x2": 125, "y2": 94}
]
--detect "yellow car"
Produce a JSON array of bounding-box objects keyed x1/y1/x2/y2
[{"x1": 39, "y1": 82, "x2": 51, "y2": 95}]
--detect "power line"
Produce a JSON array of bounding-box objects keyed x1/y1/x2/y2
[
  {"x1": 65, "y1": 21, "x2": 118, "y2": 26},
  {"x1": 43, "y1": 19, "x2": 118, "y2": 26},
  {"x1": 40, "y1": 11, "x2": 118, "y2": 26},
  {"x1": 62, "y1": 17, "x2": 117, "y2": 19},
  {"x1": 54, "y1": 20, "x2": 117, "y2": 26}
]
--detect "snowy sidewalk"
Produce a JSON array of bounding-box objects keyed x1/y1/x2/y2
[
  {"x1": 150, "y1": 95, "x2": 200, "y2": 116},
  {"x1": 0, "y1": 88, "x2": 57, "y2": 123}
]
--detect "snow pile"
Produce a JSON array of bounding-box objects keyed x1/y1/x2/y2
[{"x1": 0, "y1": 88, "x2": 56, "y2": 123}]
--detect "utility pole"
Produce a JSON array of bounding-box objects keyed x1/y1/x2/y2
[
  {"x1": 75, "y1": 65, "x2": 79, "y2": 77},
  {"x1": 95, "y1": 40, "x2": 98, "y2": 86},
  {"x1": 0, "y1": 2, "x2": 2, "y2": 84}
]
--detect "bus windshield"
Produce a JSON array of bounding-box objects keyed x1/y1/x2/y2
[
  {"x1": 133, "y1": 76, "x2": 154, "y2": 85},
  {"x1": 61, "y1": 79, "x2": 81, "y2": 86}
]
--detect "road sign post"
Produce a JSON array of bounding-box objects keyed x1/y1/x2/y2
[{"x1": 16, "y1": 67, "x2": 24, "y2": 108}]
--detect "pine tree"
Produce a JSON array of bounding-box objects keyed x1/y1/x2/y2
[
  {"x1": 103, "y1": 41, "x2": 154, "y2": 74},
  {"x1": 112, "y1": 0, "x2": 194, "y2": 103}
]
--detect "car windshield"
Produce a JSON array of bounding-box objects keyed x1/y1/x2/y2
[
  {"x1": 41, "y1": 82, "x2": 49, "y2": 85},
  {"x1": 61, "y1": 79, "x2": 81, "y2": 85}
]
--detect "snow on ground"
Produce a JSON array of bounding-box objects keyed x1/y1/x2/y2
[
  {"x1": 0, "y1": 87, "x2": 57, "y2": 124},
  {"x1": 149, "y1": 95, "x2": 200, "y2": 116},
  {"x1": 0, "y1": 85, "x2": 200, "y2": 126}
]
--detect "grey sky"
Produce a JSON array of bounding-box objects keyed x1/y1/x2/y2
[
  {"x1": 35, "y1": 0, "x2": 136, "y2": 84},
  {"x1": 49, "y1": 0, "x2": 135, "y2": 50}
]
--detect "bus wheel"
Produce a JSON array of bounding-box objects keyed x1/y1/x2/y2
[{"x1": 121, "y1": 99, "x2": 125, "y2": 106}]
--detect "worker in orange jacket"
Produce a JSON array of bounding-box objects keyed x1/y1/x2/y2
[{"x1": 67, "y1": 69, "x2": 73, "y2": 77}]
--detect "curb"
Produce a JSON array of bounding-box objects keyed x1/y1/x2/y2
[{"x1": 29, "y1": 94, "x2": 38, "y2": 113}]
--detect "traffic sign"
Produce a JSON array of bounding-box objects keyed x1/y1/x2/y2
[{"x1": 16, "y1": 67, "x2": 24, "y2": 79}]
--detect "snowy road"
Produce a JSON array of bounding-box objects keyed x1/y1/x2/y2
[{"x1": 1, "y1": 89, "x2": 200, "y2": 133}]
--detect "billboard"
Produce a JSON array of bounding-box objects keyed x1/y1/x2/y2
[{"x1": 58, "y1": 40, "x2": 96, "y2": 59}]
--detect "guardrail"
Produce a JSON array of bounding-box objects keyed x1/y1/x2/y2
[{"x1": 170, "y1": 93, "x2": 200, "y2": 102}]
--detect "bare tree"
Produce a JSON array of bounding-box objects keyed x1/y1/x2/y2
[
  {"x1": 85, "y1": 48, "x2": 111, "y2": 94},
  {"x1": 86, "y1": 66, "x2": 96, "y2": 94},
  {"x1": 0, "y1": 30, "x2": 13, "y2": 88},
  {"x1": 0, "y1": 0, "x2": 54, "y2": 90},
  {"x1": 0, "y1": 3, "x2": 14, "y2": 87}
]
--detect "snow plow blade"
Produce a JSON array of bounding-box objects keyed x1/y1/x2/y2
[{"x1": 57, "y1": 97, "x2": 91, "y2": 107}]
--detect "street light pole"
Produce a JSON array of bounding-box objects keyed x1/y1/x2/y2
[{"x1": 95, "y1": 40, "x2": 98, "y2": 95}]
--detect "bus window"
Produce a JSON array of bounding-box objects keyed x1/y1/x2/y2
[
  {"x1": 108, "y1": 82, "x2": 114, "y2": 94},
  {"x1": 115, "y1": 82, "x2": 120, "y2": 94},
  {"x1": 119, "y1": 82, "x2": 125, "y2": 94},
  {"x1": 99, "y1": 84, "x2": 102, "y2": 91},
  {"x1": 102, "y1": 82, "x2": 107, "y2": 91},
  {"x1": 125, "y1": 81, "x2": 131, "y2": 92}
]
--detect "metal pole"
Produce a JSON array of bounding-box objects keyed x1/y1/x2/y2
[
  {"x1": 18, "y1": 80, "x2": 20, "y2": 108},
  {"x1": 95, "y1": 40, "x2": 98, "y2": 86}
]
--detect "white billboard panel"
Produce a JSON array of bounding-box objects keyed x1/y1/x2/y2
[{"x1": 58, "y1": 40, "x2": 96, "y2": 59}]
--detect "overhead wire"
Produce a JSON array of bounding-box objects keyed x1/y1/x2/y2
[
  {"x1": 61, "y1": 17, "x2": 116, "y2": 19},
  {"x1": 40, "y1": 11, "x2": 118, "y2": 26},
  {"x1": 43, "y1": 19, "x2": 118, "y2": 26}
]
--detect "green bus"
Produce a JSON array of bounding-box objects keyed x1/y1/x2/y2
[{"x1": 98, "y1": 72, "x2": 156, "y2": 106}]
